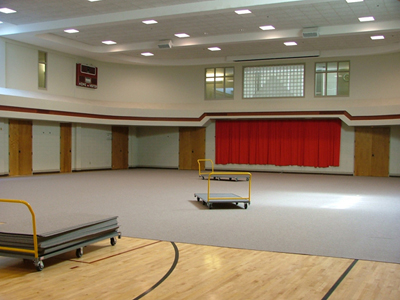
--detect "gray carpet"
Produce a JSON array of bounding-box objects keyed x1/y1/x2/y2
[{"x1": 1, "y1": 169, "x2": 399, "y2": 263}]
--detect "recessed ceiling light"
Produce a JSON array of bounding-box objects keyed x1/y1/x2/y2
[
  {"x1": 346, "y1": 0, "x2": 363, "y2": 3},
  {"x1": 0, "y1": 8, "x2": 17, "y2": 14},
  {"x1": 142, "y1": 20, "x2": 158, "y2": 25},
  {"x1": 284, "y1": 41, "x2": 297, "y2": 46},
  {"x1": 359, "y1": 16, "x2": 374, "y2": 22},
  {"x1": 141, "y1": 52, "x2": 154, "y2": 56},
  {"x1": 175, "y1": 33, "x2": 190, "y2": 38},
  {"x1": 371, "y1": 35, "x2": 385, "y2": 40},
  {"x1": 102, "y1": 40, "x2": 117, "y2": 45},
  {"x1": 235, "y1": 9, "x2": 252, "y2": 15},
  {"x1": 64, "y1": 29, "x2": 79, "y2": 34},
  {"x1": 259, "y1": 25, "x2": 275, "y2": 31},
  {"x1": 208, "y1": 47, "x2": 221, "y2": 51}
]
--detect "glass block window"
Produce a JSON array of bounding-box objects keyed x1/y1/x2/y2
[
  {"x1": 205, "y1": 67, "x2": 234, "y2": 100},
  {"x1": 315, "y1": 61, "x2": 349, "y2": 96},
  {"x1": 243, "y1": 64, "x2": 304, "y2": 98}
]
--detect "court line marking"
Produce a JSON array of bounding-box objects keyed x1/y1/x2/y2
[{"x1": 321, "y1": 259, "x2": 358, "y2": 300}]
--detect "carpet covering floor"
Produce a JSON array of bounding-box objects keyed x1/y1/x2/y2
[{"x1": 0, "y1": 168, "x2": 399, "y2": 263}]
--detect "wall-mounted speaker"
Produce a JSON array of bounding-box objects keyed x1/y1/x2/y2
[{"x1": 302, "y1": 27, "x2": 319, "y2": 38}]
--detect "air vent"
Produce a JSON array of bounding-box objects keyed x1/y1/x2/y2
[
  {"x1": 158, "y1": 40, "x2": 173, "y2": 49},
  {"x1": 302, "y1": 27, "x2": 319, "y2": 38}
]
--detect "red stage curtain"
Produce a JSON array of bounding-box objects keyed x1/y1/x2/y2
[{"x1": 215, "y1": 119, "x2": 341, "y2": 167}]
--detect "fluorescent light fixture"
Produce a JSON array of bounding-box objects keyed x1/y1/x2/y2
[
  {"x1": 142, "y1": 20, "x2": 158, "y2": 25},
  {"x1": 88, "y1": 0, "x2": 102, "y2": 2},
  {"x1": 0, "y1": 21, "x2": 3, "y2": 24},
  {"x1": 102, "y1": 40, "x2": 117, "y2": 45},
  {"x1": 64, "y1": 29, "x2": 79, "y2": 34},
  {"x1": 0, "y1": 8, "x2": 17, "y2": 14},
  {"x1": 284, "y1": 41, "x2": 297, "y2": 46},
  {"x1": 208, "y1": 47, "x2": 221, "y2": 51},
  {"x1": 371, "y1": 35, "x2": 385, "y2": 40},
  {"x1": 141, "y1": 52, "x2": 154, "y2": 56},
  {"x1": 346, "y1": 0, "x2": 363, "y2": 3},
  {"x1": 235, "y1": 9, "x2": 252, "y2": 15},
  {"x1": 174, "y1": 33, "x2": 190, "y2": 38},
  {"x1": 359, "y1": 16, "x2": 374, "y2": 22},
  {"x1": 259, "y1": 25, "x2": 275, "y2": 31}
]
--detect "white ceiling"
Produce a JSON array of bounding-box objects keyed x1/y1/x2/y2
[{"x1": 0, "y1": 0, "x2": 399, "y2": 65}]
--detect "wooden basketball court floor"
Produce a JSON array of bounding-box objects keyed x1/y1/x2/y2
[{"x1": 1, "y1": 236, "x2": 399, "y2": 300}]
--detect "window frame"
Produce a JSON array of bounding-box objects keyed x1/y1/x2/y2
[
  {"x1": 38, "y1": 51, "x2": 47, "y2": 89},
  {"x1": 314, "y1": 61, "x2": 350, "y2": 97},
  {"x1": 204, "y1": 67, "x2": 234, "y2": 100}
]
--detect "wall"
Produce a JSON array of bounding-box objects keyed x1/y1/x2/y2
[
  {"x1": 0, "y1": 118, "x2": 8, "y2": 175},
  {"x1": 72, "y1": 124, "x2": 112, "y2": 170},
  {"x1": 137, "y1": 126, "x2": 179, "y2": 168},
  {"x1": 32, "y1": 120, "x2": 60, "y2": 173},
  {"x1": 390, "y1": 126, "x2": 400, "y2": 176},
  {"x1": 0, "y1": 38, "x2": 399, "y2": 128}
]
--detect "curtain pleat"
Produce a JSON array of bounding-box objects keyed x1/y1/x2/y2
[{"x1": 215, "y1": 119, "x2": 341, "y2": 168}]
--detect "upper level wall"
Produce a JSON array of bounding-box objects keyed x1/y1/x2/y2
[{"x1": 0, "y1": 38, "x2": 399, "y2": 126}]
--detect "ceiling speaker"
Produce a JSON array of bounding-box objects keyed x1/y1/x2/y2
[
  {"x1": 158, "y1": 40, "x2": 173, "y2": 49},
  {"x1": 302, "y1": 27, "x2": 319, "y2": 38}
]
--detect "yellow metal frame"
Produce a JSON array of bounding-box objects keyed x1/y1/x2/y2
[
  {"x1": 206, "y1": 172, "x2": 252, "y2": 203},
  {"x1": 0, "y1": 199, "x2": 39, "y2": 260},
  {"x1": 198, "y1": 159, "x2": 214, "y2": 178}
]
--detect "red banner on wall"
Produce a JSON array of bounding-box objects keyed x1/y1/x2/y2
[{"x1": 215, "y1": 119, "x2": 341, "y2": 168}]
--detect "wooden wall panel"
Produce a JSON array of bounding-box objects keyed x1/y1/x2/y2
[
  {"x1": 60, "y1": 123, "x2": 72, "y2": 173},
  {"x1": 179, "y1": 127, "x2": 205, "y2": 170},
  {"x1": 354, "y1": 127, "x2": 390, "y2": 177},
  {"x1": 8, "y1": 120, "x2": 32, "y2": 176},
  {"x1": 112, "y1": 126, "x2": 129, "y2": 170}
]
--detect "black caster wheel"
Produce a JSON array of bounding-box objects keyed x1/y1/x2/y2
[
  {"x1": 110, "y1": 237, "x2": 117, "y2": 246},
  {"x1": 35, "y1": 260, "x2": 44, "y2": 271},
  {"x1": 76, "y1": 247, "x2": 83, "y2": 258}
]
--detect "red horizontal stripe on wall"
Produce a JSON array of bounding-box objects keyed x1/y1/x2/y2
[{"x1": 215, "y1": 119, "x2": 341, "y2": 168}]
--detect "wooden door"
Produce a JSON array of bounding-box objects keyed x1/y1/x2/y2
[
  {"x1": 179, "y1": 127, "x2": 205, "y2": 170},
  {"x1": 112, "y1": 126, "x2": 129, "y2": 170},
  {"x1": 60, "y1": 123, "x2": 72, "y2": 173},
  {"x1": 354, "y1": 126, "x2": 390, "y2": 177},
  {"x1": 9, "y1": 120, "x2": 32, "y2": 176}
]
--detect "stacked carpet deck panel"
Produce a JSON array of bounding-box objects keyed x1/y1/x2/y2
[{"x1": 0, "y1": 214, "x2": 119, "y2": 259}]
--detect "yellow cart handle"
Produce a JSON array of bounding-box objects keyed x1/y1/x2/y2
[{"x1": 0, "y1": 199, "x2": 39, "y2": 259}]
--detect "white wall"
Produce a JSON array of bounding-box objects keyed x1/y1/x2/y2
[
  {"x1": 390, "y1": 126, "x2": 400, "y2": 176},
  {"x1": 205, "y1": 121, "x2": 355, "y2": 175},
  {"x1": 1, "y1": 39, "x2": 399, "y2": 128},
  {"x1": 32, "y1": 120, "x2": 60, "y2": 173},
  {"x1": 129, "y1": 126, "x2": 139, "y2": 167},
  {"x1": 0, "y1": 118, "x2": 8, "y2": 175},
  {"x1": 72, "y1": 124, "x2": 112, "y2": 170},
  {"x1": 137, "y1": 127, "x2": 179, "y2": 168}
]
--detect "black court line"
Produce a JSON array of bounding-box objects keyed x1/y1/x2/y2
[
  {"x1": 133, "y1": 241, "x2": 179, "y2": 300},
  {"x1": 321, "y1": 259, "x2": 358, "y2": 300}
]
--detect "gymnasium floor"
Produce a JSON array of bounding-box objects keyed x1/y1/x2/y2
[{"x1": 0, "y1": 169, "x2": 399, "y2": 299}]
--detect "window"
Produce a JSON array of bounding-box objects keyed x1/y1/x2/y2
[
  {"x1": 205, "y1": 67, "x2": 234, "y2": 99},
  {"x1": 243, "y1": 64, "x2": 304, "y2": 98},
  {"x1": 38, "y1": 51, "x2": 47, "y2": 89},
  {"x1": 315, "y1": 61, "x2": 349, "y2": 96}
]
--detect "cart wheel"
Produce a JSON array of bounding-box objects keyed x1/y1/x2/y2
[
  {"x1": 197, "y1": 197, "x2": 200, "y2": 201},
  {"x1": 76, "y1": 247, "x2": 83, "y2": 258},
  {"x1": 35, "y1": 261, "x2": 44, "y2": 271},
  {"x1": 110, "y1": 237, "x2": 117, "y2": 246},
  {"x1": 244, "y1": 203, "x2": 248, "y2": 209},
  {"x1": 208, "y1": 203, "x2": 213, "y2": 209},
  {"x1": 201, "y1": 176, "x2": 204, "y2": 180}
]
